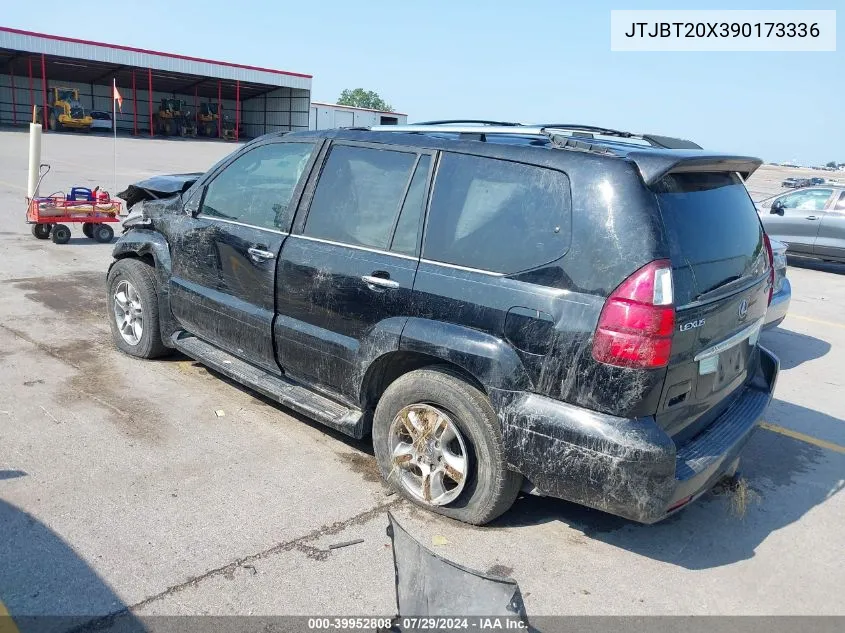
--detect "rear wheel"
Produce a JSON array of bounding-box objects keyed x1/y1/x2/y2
[
  {"x1": 92, "y1": 224, "x2": 114, "y2": 243},
  {"x1": 31, "y1": 223, "x2": 51, "y2": 239},
  {"x1": 107, "y1": 259, "x2": 169, "y2": 358},
  {"x1": 82, "y1": 222, "x2": 93, "y2": 238},
  {"x1": 373, "y1": 368, "x2": 521, "y2": 525},
  {"x1": 50, "y1": 224, "x2": 71, "y2": 244}
]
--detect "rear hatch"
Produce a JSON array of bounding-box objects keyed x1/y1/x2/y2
[{"x1": 653, "y1": 171, "x2": 770, "y2": 442}]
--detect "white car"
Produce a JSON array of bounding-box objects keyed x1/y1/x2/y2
[{"x1": 89, "y1": 111, "x2": 112, "y2": 131}]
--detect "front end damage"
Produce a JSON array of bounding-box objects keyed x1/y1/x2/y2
[{"x1": 495, "y1": 347, "x2": 779, "y2": 523}]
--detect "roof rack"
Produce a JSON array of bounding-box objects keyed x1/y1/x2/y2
[{"x1": 367, "y1": 122, "x2": 702, "y2": 150}]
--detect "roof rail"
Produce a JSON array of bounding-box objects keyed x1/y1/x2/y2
[
  {"x1": 413, "y1": 119, "x2": 523, "y2": 127},
  {"x1": 366, "y1": 123, "x2": 702, "y2": 150}
]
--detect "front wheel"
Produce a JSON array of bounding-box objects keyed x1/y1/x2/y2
[
  {"x1": 51, "y1": 224, "x2": 71, "y2": 244},
  {"x1": 31, "y1": 223, "x2": 51, "y2": 239},
  {"x1": 373, "y1": 368, "x2": 521, "y2": 525},
  {"x1": 107, "y1": 259, "x2": 170, "y2": 358},
  {"x1": 92, "y1": 224, "x2": 114, "y2": 243}
]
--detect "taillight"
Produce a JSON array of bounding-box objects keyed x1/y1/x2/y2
[
  {"x1": 592, "y1": 260, "x2": 675, "y2": 369},
  {"x1": 763, "y1": 232, "x2": 774, "y2": 306}
]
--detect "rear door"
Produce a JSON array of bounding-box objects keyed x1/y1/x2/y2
[
  {"x1": 274, "y1": 142, "x2": 433, "y2": 399},
  {"x1": 653, "y1": 171, "x2": 772, "y2": 441},
  {"x1": 814, "y1": 191, "x2": 845, "y2": 259},
  {"x1": 760, "y1": 188, "x2": 833, "y2": 253},
  {"x1": 168, "y1": 139, "x2": 319, "y2": 373}
]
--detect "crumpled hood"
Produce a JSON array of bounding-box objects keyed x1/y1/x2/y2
[{"x1": 117, "y1": 173, "x2": 203, "y2": 208}]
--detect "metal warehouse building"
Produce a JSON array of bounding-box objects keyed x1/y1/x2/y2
[
  {"x1": 309, "y1": 101, "x2": 407, "y2": 130},
  {"x1": 0, "y1": 26, "x2": 312, "y2": 140}
]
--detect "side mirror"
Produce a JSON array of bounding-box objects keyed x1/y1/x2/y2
[
  {"x1": 770, "y1": 200, "x2": 785, "y2": 215},
  {"x1": 182, "y1": 186, "x2": 204, "y2": 217}
]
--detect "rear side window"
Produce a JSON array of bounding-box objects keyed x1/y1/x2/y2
[
  {"x1": 304, "y1": 145, "x2": 416, "y2": 250},
  {"x1": 424, "y1": 153, "x2": 571, "y2": 273}
]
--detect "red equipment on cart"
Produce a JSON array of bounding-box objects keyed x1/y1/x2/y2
[{"x1": 26, "y1": 164, "x2": 122, "y2": 244}]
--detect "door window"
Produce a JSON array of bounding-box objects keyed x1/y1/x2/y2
[
  {"x1": 776, "y1": 189, "x2": 833, "y2": 211},
  {"x1": 304, "y1": 145, "x2": 417, "y2": 250},
  {"x1": 390, "y1": 155, "x2": 431, "y2": 256},
  {"x1": 423, "y1": 153, "x2": 571, "y2": 273},
  {"x1": 200, "y1": 142, "x2": 314, "y2": 231}
]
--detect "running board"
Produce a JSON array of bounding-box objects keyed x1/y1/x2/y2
[{"x1": 172, "y1": 333, "x2": 366, "y2": 439}]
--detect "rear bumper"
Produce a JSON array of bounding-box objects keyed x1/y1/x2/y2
[
  {"x1": 497, "y1": 347, "x2": 779, "y2": 523},
  {"x1": 763, "y1": 277, "x2": 791, "y2": 330}
]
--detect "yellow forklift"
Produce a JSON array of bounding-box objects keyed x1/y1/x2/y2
[
  {"x1": 197, "y1": 102, "x2": 219, "y2": 137},
  {"x1": 154, "y1": 99, "x2": 187, "y2": 136},
  {"x1": 220, "y1": 113, "x2": 237, "y2": 141},
  {"x1": 48, "y1": 87, "x2": 93, "y2": 132},
  {"x1": 180, "y1": 105, "x2": 198, "y2": 137}
]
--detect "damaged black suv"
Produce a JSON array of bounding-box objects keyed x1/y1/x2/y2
[{"x1": 108, "y1": 122, "x2": 778, "y2": 525}]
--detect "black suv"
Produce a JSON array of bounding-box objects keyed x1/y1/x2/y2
[{"x1": 108, "y1": 122, "x2": 779, "y2": 525}]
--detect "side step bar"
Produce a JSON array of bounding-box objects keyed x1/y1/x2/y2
[{"x1": 172, "y1": 333, "x2": 366, "y2": 439}]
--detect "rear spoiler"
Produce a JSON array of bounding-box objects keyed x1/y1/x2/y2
[{"x1": 629, "y1": 152, "x2": 763, "y2": 186}]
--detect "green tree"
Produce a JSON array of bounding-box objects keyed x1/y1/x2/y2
[
  {"x1": 826, "y1": 161, "x2": 838, "y2": 168},
  {"x1": 337, "y1": 88, "x2": 394, "y2": 112}
]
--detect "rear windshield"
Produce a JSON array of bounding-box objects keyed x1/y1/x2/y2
[{"x1": 654, "y1": 172, "x2": 764, "y2": 302}]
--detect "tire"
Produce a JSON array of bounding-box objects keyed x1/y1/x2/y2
[
  {"x1": 51, "y1": 224, "x2": 71, "y2": 244},
  {"x1": 82, "y1": 223, "x2": 93, "y2": 238},
  {"x1": 107, "y1": 259, "x2": 170, "y2": 359},
  {"x1": 31, "y1": 223, "x2": 51, "y2": 239},
  {"x1": 373, "y1": 368, "x2": 522, "y2": 525},
  {"x1": 92, "y1": 224, "x2": 114, "y2": 243}
]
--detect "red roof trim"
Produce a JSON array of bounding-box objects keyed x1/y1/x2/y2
[
  {"x1": 0, "y1": 26, "x2": 313, "y2": 79},
  {"x1": 311, "y1": 101, "x2": 407, "y2": 116}
]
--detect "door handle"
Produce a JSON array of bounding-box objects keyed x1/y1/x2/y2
[
  {"x1": 805, "y1": 215, "x2": 819, "y2": 220},
  {"x1": 362, "y1": 275, "x2": 399, "y2": 289},
  {"x1": 247, "y1": 247, "x2": 275, "y2": 263}
]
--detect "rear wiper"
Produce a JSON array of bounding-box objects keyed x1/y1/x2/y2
[{"x1": 695, "y1": 275, "x2": 742, "y2": 300}]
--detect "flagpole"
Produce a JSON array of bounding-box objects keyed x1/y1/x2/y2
[{"x1": 113, "y1": 78, "x2": 117, "y2": 197}]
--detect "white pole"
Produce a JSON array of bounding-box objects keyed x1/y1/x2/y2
[
  {"x1": 27, "y1": 122, "x2": 43, "y2": 199},
  {"x1": 113, "y1": 78, "x2": 117, "y2": 196}
]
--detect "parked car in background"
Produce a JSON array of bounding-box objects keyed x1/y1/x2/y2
[
  {"x1": 89, "y1": 111, "x2": 113, "y2": 131},
  {"x1": 757, "y1": 185, "x2": 845, "y2": 262},
  {"x1": 108, "y1": 122, "x2": 778, "y2": 526},
  {"x1": 810, "y1": 177, "x2": 826, "y2": 185},
  {"x1": 764, "y1": 238, "x2": 790, "y2": 329},
  {"x1": 782, "y1": 177, "x2": 810, "y2": 188}
]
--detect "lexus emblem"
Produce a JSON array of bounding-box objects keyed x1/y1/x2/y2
[{"x1": 738, "y1": 298, "x2": 749, "y2": 319}]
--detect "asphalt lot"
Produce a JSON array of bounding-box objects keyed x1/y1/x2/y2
[{"x1": 0, "y1": 128, "x2": 843, "y2": 623}]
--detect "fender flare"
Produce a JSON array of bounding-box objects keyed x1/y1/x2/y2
[
  {"x1": 109, "y1": 230, "x2": 178, "y2": 344},
  {"x1": 398, "y1": 318, "x2": 532, "y2": 393}
]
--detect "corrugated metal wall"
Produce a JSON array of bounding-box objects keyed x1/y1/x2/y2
[
  {"x1": 0, "y1": 28, "x2": 312, "y2": 91},
  {"x1": 240, "y1": 88, "x2": 310, "y2": 138}
]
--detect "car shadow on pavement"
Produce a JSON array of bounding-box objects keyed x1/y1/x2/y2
[
  {"x1": 786, "y1": 256, "x2": 845, "y2": 275},
  {"x1": 0, "y1": 490, "x2": 144, "y2": 632},
  {"x1": 494, "y1": 401, "x2": 844, "y2": 571},
  {"x1": 761, "y1": 328, "x2": 831, "y2": 370}
]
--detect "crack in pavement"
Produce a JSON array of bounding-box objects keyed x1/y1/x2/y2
[{"x1": 67, "y1": 499, "x2": 403, "y2": 632}]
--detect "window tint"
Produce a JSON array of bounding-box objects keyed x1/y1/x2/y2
[
  {"x1": 201, "y1": 142, "x2": 313, "y2": 231},
  {"x1": 654, "y1": 172, "x2": 763, "y2": 296},
  {"x1": 777, "y1": 188, "x2": 832, "y2": 211},
  {"x1": 835, "y1": 191, "x2": 845, "y2": 211},
  {"x1": 424, "y1": 153, "x2": 571, "y2": 273},
  {"x1": 391, "y1": 155, "x2": 431, "y2": 256},
  {"x1": 305, "y1": 145, "x2": 417, "y2": 249}
]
